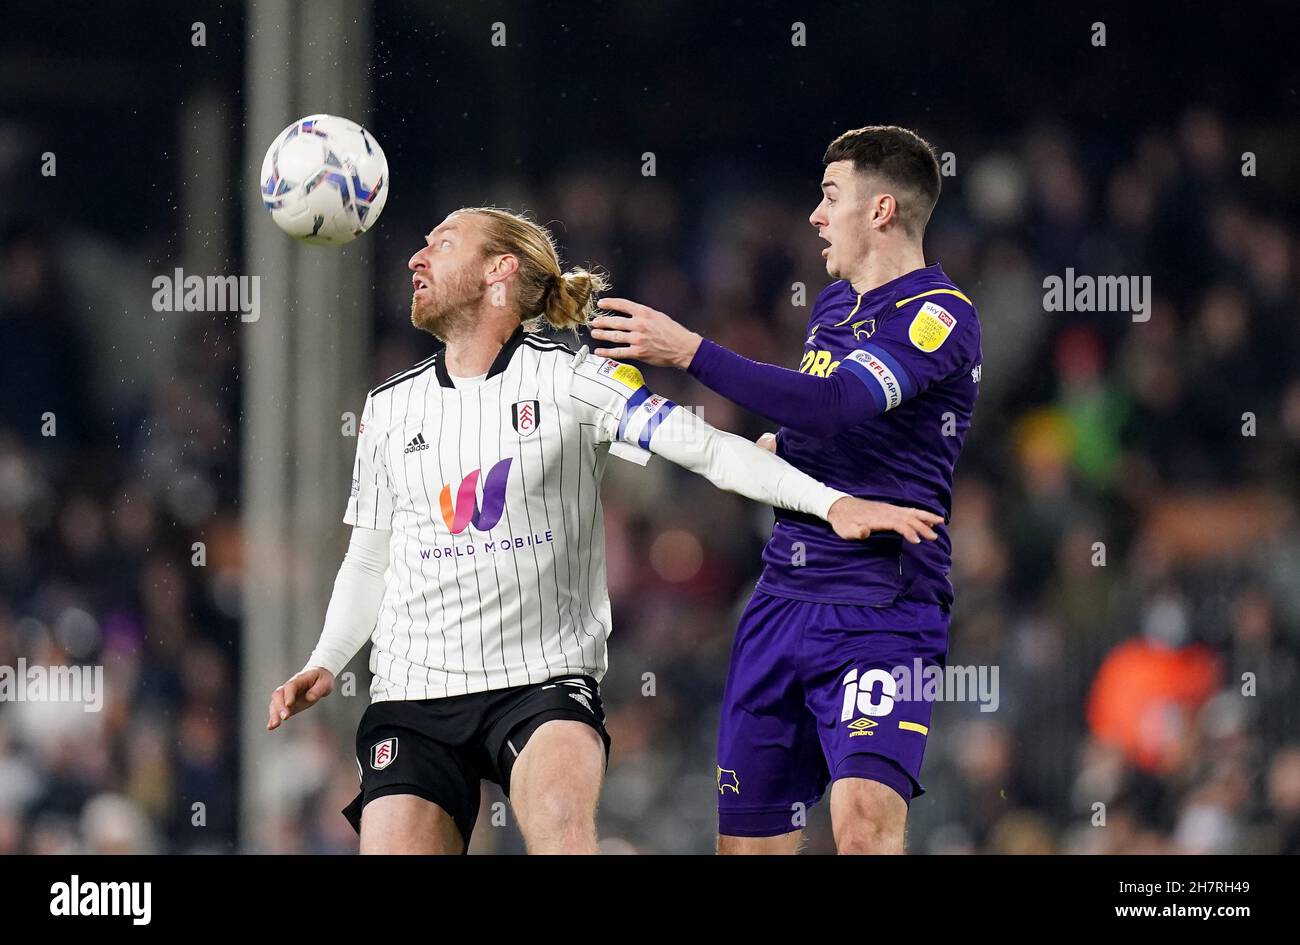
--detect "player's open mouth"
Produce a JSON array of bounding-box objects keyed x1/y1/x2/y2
[{"x1": 412, "y1": 276, "x2": 430, "y2": 294}]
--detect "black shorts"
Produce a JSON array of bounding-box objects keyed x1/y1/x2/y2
[{"x1": 342, "y1": 674, "x2": 610, "y2": 848}]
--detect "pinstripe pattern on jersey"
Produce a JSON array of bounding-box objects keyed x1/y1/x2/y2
[{"x1": 345, "y1": 334, "x2": 639, "y2": 702}]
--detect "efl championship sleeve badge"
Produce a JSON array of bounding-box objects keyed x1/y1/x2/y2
[
  {"x1": 907, "y1": 301, "x2": 957, "y2": 352},
  {"x1": 599, "y1": 358, "x2": 646, "y2": 390}
]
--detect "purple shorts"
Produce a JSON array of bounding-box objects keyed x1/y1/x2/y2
[{"x1": 716, "y1": 589, "x2": 949, "y2": 838}]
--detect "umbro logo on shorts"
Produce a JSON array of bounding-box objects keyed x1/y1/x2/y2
[
  {"x1": 405, "y1": 433, "x2": 430, "y2": 454},
  {"x1": 370, "y1": 737, "x2": 398, "y2": 770}
]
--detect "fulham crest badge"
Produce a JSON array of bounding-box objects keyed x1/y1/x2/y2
[
  {"x1": 512, "y1": 399, "x2": 540, "y2": 436},
  {"x1": 370, "y1": 737, "x2": 398, "y2": 770}
]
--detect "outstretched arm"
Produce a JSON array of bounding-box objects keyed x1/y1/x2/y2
[
  {"x1": 645, "y1": 406, "x2": 941, "y2": 543},
  {"x1": 568, "y1": 348, "x2": 941, "y2": 541},
  {"x1": 686, "y1": 338, "x2": 873, "y2": 437},
  {"x1": 590, "y1": 299, "x2": 873, "y2": 437}
]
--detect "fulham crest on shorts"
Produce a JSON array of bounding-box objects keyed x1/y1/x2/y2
[{"x1": 370, "y1": 737, "x2": 398, "y2": 770}]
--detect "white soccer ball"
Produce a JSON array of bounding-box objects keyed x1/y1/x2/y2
[{"x1": 259, "y1": 114, "x2": 389, "y2": 246}]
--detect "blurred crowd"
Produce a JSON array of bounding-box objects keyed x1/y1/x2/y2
[
  {"x1": 0, "y1": 219, "x2": 244, "y2": 852},
  {"x1": 1, "y1": 107, "x2": 1298, "y2": 853}
]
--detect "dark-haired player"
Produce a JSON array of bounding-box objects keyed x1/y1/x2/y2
[{"x1": 591, "y1": 126, "x2": 982, "y2": 853}]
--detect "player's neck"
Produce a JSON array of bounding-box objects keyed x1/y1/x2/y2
[
  {"x1": 847, "y1": 241, "x2": 927, "y2": 296},
  {"x1": 442, "y1": 316, "x2": 518, "y2": 376}
]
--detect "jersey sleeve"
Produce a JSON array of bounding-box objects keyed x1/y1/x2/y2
[
  {"x1": 303, "y1": 524, "x2": 391, "y2": 676},
  {"x1": 570, "y1": 349, "x2": 848, "y2": 517},
  {"x1": 686, "y1": 338, "x2": 875, "y2": 438},
  {"x1": 344, "y1": 393, "x2": 396, "y2": 528},
  {"x1": 568, "y1": 352, "x2": 681, "y2": 458},
  {"x1": 838, "y1": 295, "x2": 979, "y2": 415}
]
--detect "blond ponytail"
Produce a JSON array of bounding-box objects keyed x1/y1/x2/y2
[
  {"x1": 455, "y1": 206, "x2": 609, "y2": 333},
  {"x1": 538, "y1": 268, "x2": 609, "y2": 332}
]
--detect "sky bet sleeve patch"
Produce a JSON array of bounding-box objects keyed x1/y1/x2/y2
[
  {"x1": 599, "y1": 359, "x2": 645, "y2": 389},
  {"x1": 907, "y1": 301, "x2": 957, "y2": 352}
]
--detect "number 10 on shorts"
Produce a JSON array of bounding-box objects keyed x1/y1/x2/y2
[{"x1": 841, "y1": 667, "x2": 896, "y2": 723}]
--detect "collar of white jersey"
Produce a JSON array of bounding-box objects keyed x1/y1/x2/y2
[{"x1": 434, "y1": 324, "x2": 530, "y2": 389}]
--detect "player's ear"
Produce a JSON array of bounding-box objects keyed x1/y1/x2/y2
[
  {"x1": 870, "y1": 192, "x2": 897, "y2": 230},
  {"x1": 485, "y1": 253, "x2": 519, "y2": 285}
]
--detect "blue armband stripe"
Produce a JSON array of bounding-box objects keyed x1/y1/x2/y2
[
  {"x1": 863, "y1": 345, "x2": 917, "y2": 401},
  {"x1": 840, "y1": 358, "x2": 890, "y2": 413},
  {"x1": 637, "y1": 399, "x2": 679, "y2": 449},
  {"x1": 839, "y1": 345, "x2": 917, "y2": 412},
  {"x1": 617, "y1": 386, "x2": 651, "y2": 440}
]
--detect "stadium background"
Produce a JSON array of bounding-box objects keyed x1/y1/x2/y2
[{"x1": 2, "y1": 0, "x2": 1299, "y2": 854}]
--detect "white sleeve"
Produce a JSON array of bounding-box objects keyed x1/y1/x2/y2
[
  {"x1": 567, "y1": 348, "x2": 846, "y2": 517},
  {"x1": 647, "y1": 405, "x2": 849, "y2": 520},
  {"x1": 567, "y1": 352, "x2": 651, "y2": 442},
  {"x1": 301, "y1": 525, "x2": 391, "y2": 676},
  {"x1": 344, "y1": 393, "x2": 395, "y2": 528}
]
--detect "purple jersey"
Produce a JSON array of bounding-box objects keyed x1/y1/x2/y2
[{"x1": 756, "y1": 264, "x2": 981, "y2": 608}]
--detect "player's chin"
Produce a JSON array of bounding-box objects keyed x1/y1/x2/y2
[{"x1": 410, "y1": 298, "x2": 436, "y2": 330}]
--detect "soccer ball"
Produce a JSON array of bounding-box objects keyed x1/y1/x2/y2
[{"x1": 260, "y1": 114, "x2": 389, "y2": 246}]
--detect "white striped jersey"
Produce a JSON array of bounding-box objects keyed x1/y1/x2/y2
[{"x1": 345, "y1": 326, "x2": 680, "y2": 701}]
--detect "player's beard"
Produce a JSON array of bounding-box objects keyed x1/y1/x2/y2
[{"x1": 411, "y1": 261, "x2": 485, "y2": 341}]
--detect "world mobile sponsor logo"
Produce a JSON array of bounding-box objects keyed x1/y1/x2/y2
[
  {"x1": 439, "y1": 459, "x2": 512, "y2": 533},
  {"x1": 433, "y1": 458, "x2": 556, "y2": 556},
  {"x1": 420, "y1": 531, "x2": 557, "y2": 559}
]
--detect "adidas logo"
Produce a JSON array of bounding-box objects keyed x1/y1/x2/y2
[
  {"x1": 404, "y1": 433, "x2": 430, "y2": 454},
  {"x1": 568, "y1": 691, "x2": 592, "y2": 712}
]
